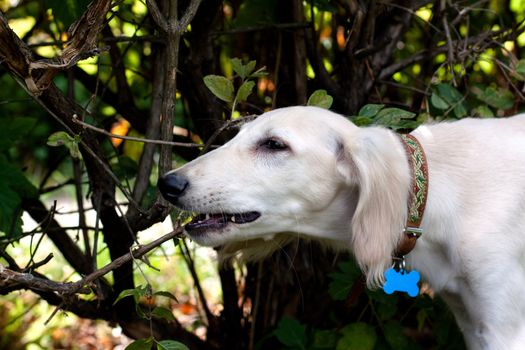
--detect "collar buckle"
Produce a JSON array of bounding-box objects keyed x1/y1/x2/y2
[{"x1": 403, "y1": 227, "x2": 423, "y2": 238}]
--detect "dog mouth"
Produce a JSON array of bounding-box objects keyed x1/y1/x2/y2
[{"x1": 185, "y1": 211, "x2": 261, "y2": 236}]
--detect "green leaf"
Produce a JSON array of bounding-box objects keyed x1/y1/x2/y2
[
  {"x1": 472, "y1": 105, "x2": 494, "y2": 118},
  {"x1": 358, "y1": 104, "x2": 384, "y2": 118},
  {"x1": 236, "y1": 80, "x2": 255, "y2": 103},
  {"x1": 471, "y1": 85, "x2": 515, "y2": 110},
  {"x1": 367, "y1": 288, "x2": 401, "y2": 321},
  {"x1": 435, "y1": 83, "x2": 463, "y2": 104},
  {"x1": 351, "y1": 116, "x2": 373, "y2": 127},
  {"x1": 47, "y1": 0, "x2": 91, "y2": 29},
  {"x1": 47, "y1": 131, "x2": 74, "y2": 147},
  {"x1": 125, "y1": 337, "x2": 153, "y2": 350},
  {"x1": 114, "y1": 288, "x2": 140, "y2": 305},
  {"x1": 307, "y1": 89, "x2": 333, "y2": 109},
  {"x1": 0, "y1": 156, "x2": 38, "y2": 198},
  {"x1": 68, "y1": 141, "x2": 81, "y2": 159},
  {"x1": 328, "y1": 260, "x2": 362, "y2": 300},
  {"x1": 453, "y1": 103, "x2": 468, "y2": 119},
  {"x1": 230, "y1": 58, "x2": 244, "y2": 78},
  {"x1": 337, "y1": 323, "x2": 377, "y2": 350},
  {"x1": 157, "y1": 340, "x2": 190, "y2": 350},
  {"x1": 203, "y1": 75, "x2": 234, "y2": 103},
  {"x1": 383, "y1": 321, "x2": 413, "y2": 349},
  {"x1": 373, "y1": 107, "x2": 415, "y2": 129},
  {"x1": 0, "y1": 183, "x2": 22, "y2": 237},
  {"x1": 230, "y1": 58, "x2": 257, "y2": 80},
  {"x1": 151, "y1": 306, "x2": 176, "y2": 322},
  {"x1": 0, "y1": 155, "x2": 38, "y2": 237},
  {"x1": 432, "y1": 83, "x2": 468, "y2": 118},
  {"x1": 273, "y1": 317, "x2": 307, "y2": 348},
  {"x1": 231, "y1": 58, "x2": 257, "y2": 79},
  {"x1": 154, "y1": 290, "x2": 178, "y2": 302},
  {"x1": 312, "y1": 329, "x2": 338, "y2": 349},
  {"x1": 47, "y1": 131, "x2": 81, "y2": 159},
  {"x1": 430, "y1": 92, "x2": 449, "y2": 110},
  {"x1": 0, "y1": 117, "x2": 37, "y2": 151},
  {"x1": 245, "y1": 60, "x2": 256, "y2": 77}
]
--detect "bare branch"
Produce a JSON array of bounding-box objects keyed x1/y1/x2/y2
[
  {"x1": 378, "y1": 26, "x2": 525, "y2": 81},
  {"x1": 146, "y1": 0, "x2": 169, "y2": 32},
  {"x1": 178, "y1": 0, "x2": 204, "y2": 32},
  {"x1": 30, "y1": 0, "x2": 112, "y2": 90},
  {"x1": 0, "y1": 227, "x2": 183, "y2": 296},
  {"x1": 71, "y1": 115, "x2": 204, "y2": 148}
]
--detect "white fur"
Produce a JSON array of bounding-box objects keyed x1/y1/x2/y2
[{"x1": 166, "y1": 106, "x2": 525, "y2": 349}]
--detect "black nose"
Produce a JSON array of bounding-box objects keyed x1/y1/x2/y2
[{"x1": 157, "y1": 173, "x2": 189, "y2": 203}]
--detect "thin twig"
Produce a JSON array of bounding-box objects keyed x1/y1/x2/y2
[
  {"x1": 442, "y1": 16, "x2": 457, "y2": 86},
  {"x1": 180, "y1": 239, "x2": 214, "y2": 325},
  {"x1": 212, "y1": 22, "x2": 311, "y2": 36},
  {"x1": 25, "y1": 201, "x2": 56, "y2": 270},
  {"x1": 379, "y1": 26, "x2": 524, "y2": 80},
  {"x1": 200, "y1": 115, "x2": 257, "y2": 154},
  {"x1": 71, "y1": 115, "x2": 204, "y2": 148},
  {"x1": 24, "y1": 253, "x2": 54, "y2": 272}
]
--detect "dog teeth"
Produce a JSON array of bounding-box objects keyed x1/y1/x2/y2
[
  {"x1": 205, "y1": 213, "x2": 210, "y2": 220},
  {"x1": 230, "y1": 215, "x2": 236, "y2": 223}
]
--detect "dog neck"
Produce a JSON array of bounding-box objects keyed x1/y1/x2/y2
[{"x1": 394, "y1": 134, "x2": 429, "y2": 258}]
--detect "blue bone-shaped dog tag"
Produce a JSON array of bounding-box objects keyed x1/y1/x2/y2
[{"x1": 383, "y1": 267, "x2": 420, "y2": 297}]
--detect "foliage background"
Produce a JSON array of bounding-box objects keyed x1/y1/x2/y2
[{"x1": 1, "y1": 0, "x2": 525, "y2": 349}]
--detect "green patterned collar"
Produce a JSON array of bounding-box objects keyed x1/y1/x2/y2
[{"x1": 395, "y1": 134, "x2": 429, "y2": 258}]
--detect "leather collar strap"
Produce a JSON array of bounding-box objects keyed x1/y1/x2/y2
[{"x1": 394, "y1": 134, "x2": 429, "y2": 258}]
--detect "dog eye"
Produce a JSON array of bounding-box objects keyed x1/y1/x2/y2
[{"x1": 259, "y1": 138, "x2": 289, "y2": 151}]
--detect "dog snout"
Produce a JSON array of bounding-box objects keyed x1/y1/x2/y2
[{"x1": 157, "y1": 173, "x2": 190, "y2": 204}]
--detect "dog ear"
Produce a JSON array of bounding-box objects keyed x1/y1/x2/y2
[{"x1": 337, "y1": 128, "x2": 410, "y2": 288}]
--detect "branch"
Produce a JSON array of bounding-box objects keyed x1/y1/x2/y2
[
  {"x1": 0, "y1": 264, "x2": 90, "y2": 294},
  {"x1": 145, "y1": 0, "x2": 205, "y2": 221},
  {"x1": 146, "y1": 0, "x2": 169, "y2": 32},
  {"x1": 178, "y1": 0, "x2": 204, "y2": 33},
  {"x1": 73, "y1": 227, "x2": 183, "y2": 293},
  {"x1": 72, "y1": 116, "x2": 204, "y2": 148},
  {"x1": 0, "y1": 12, "x2": 37, "y2": 92},
  {"x1": 30, "y1": 0, "x2": 112, "y2": 90},
  {"x1": 212, "y1": 22, "x2": 311, "y2": 36},
  {"x1": 130, "y1": 42, "x2": 165, "y2": 207},
  {"x1": 0, "y1": 227, "x2": 183, "y2": 296},
  {"x1": 378, "y1": 26, "x2": 525, "y2": 80}
]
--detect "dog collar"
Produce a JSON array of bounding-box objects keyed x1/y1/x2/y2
[{"x1": 394, "y1": 134, "x2": 429, "y2": 258}]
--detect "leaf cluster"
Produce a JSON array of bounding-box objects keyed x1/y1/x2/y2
[
  {"x1": 115, "y1": 285, "x2": 187, "y2": 350},
  {"x1": 204, "y1": 57, "x2": 267, "y2": 118},
  {"x1": 267, "y1": 259, "x2": 464, "y2": 350}
]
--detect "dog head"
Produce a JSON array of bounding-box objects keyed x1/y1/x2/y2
[{"x1": 158, "y1": 106, "x2": 410, "y2": 286}]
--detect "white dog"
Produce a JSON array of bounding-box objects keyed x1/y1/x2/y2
[{"x1": 158, "y1": 106, "x2": 525, "y2": 349}]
